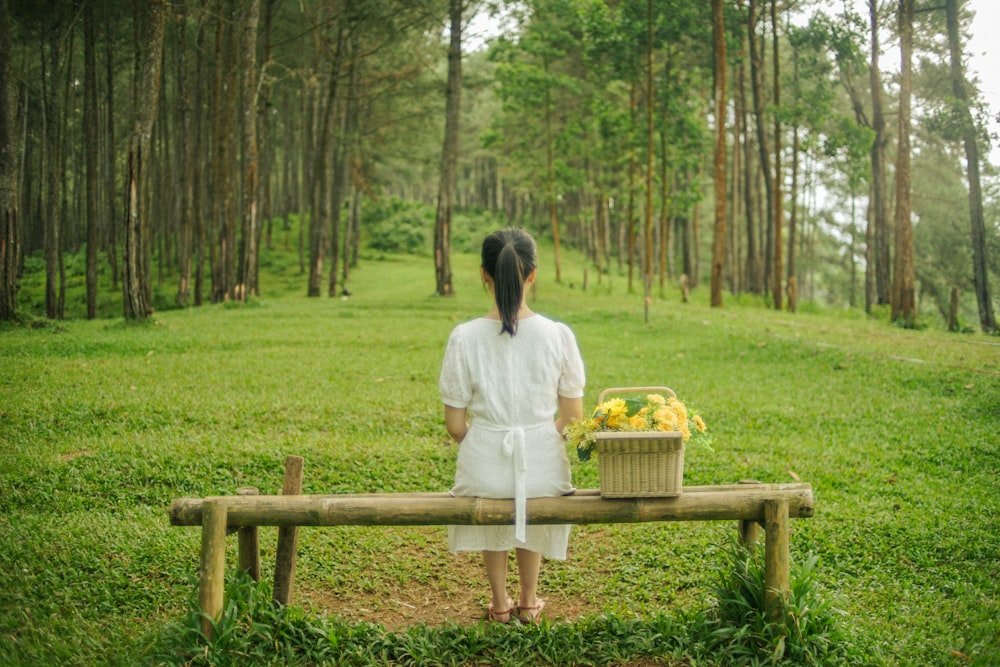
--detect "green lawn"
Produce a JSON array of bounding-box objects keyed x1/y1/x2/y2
[{"x1": 1, "y1": 247, "x2": 998, "y2": 666}]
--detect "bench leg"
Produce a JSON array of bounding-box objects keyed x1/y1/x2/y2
[
  {"x1": 237, "y1": 487, "x2": 261, "y2": 581},
  {"x1": 763, "y1": 497, "x2": 789, "y2": 621},
  {"x1": 738, "y1": 518, "x2": 761, "y2": 547},
  {"x1": 199, "y1": 499, "x2": 228, "y2": 639},
  {"x1": 273, "y1": 455, "x2": 304, "y2": 606}
]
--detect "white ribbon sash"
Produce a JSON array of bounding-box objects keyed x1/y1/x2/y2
[{"x1": 473, "y1": 420, "x2": 552, "y2": 542}]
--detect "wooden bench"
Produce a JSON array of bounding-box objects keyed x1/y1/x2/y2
[{"x1": 170, "y1": 458, "x2": 814, "y2": 637}]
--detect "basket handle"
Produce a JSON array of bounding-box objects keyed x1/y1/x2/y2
[{"x1": 597, "y1": 386, "x2": 677, "y2": 403}]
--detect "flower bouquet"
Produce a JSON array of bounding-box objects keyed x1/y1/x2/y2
[{"x1": 564, "y1": 387, "x2": 708, "y2": 498}]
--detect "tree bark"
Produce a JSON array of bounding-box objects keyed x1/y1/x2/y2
[
  {"x1": 869, "y1": 0, "x2": 891, "y2": 307},
  {"x1": 710, "y1": 0, "x2": 727, "y2": 308},
  {"x1": 891, "y1": 0, "x2": 916, "y2": 325},
  {"x1": 84, "y1": 0, "x2": 100, "y2": 319},
  {"x1": 42, "y1": 7, "x2": 63, "y2": 319},
  {"x1": 307, "y1": 15, "x2": 345, "y2": 298},
  {"x1": 945, "y1": 0, "x2": 996, "y2": 333},
  {"x1": 770, "y1": 0, "x2": 782, "y2": 310},
  {"x1": 175, "y1": 1, "x2": 195, "y2": 307},
  {"x1": 0, "y1": 0, "x2": 18, "y2": 321},
  {"x1": 237, "y1": 0, "x2": 260, "y2": 300},
  {"x1": 122, "y1": 0, "x2": 166, "y2": 321},
  {"x1": 748, "y1": 0, "x2": 774, "y2": 298},
  {"x1": 644, "y1": 0, "x2": 655, "y2": 319},
  {"x1": 434, "y1": 0, "x2": 461, "y2": 297}
]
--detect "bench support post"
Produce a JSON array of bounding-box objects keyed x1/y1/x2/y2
[
  {"x1": 763, "y1": 497, "x2": 790, "y2": 621},
  {"x1": 237, "y1": 487, "x2": 261, "y2": 581},
  {"x1": 198, "y1": 499, "x2": 228, "y2": 639},
  {"x1": 273, "y1": 455, "x2": 304, "y2": 606}
]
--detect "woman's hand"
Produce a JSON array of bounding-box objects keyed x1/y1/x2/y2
[{"x1": 554, "y1": 395, "x2": 583, "y2": 438}]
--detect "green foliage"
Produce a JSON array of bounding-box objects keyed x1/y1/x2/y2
[
  {"x1": 363, "y1": 198, "x2": 434, "y2": 256},
  {"x1": 700, "y1": 541, "x2": 852, "y2": 665}
]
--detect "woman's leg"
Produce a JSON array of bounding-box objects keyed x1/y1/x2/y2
[
  {"x1": 514, "y1": 548, "x2": 541, "y2": 608},
  {"x1": 482, "y1": 550, "x2": 512, "y2": 614}
]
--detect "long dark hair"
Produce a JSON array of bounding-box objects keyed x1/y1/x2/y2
[{"x1": 481, "y1": 228, "x2": 537, "y2": 336}]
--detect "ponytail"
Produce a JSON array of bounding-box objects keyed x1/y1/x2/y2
[
  {"x1": 481, "y1": 228, "x2": 537, "y2": 336},
  {"x1": 494, "y1": 244, "x2": 523, "y2": 335}
]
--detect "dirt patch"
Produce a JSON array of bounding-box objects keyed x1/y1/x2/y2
[
  {"x1": 59, "y1": 449, "x2": 92, "y2": 462},
  {"x1": 298, "y1": 580, "x2": 598, "y2": 630}
]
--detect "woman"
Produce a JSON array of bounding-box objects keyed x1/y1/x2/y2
[{"x1": 439, "y1": 227, "x2": 585, "y2": 624}]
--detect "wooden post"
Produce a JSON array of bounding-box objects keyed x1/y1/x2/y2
[
  {"x1": 198, "y1": 498, "x2": 228, "y2": 639},
  {"x1": 237, "y1": 487, "x2": 261, "y2": 581},
  {"x1": 272, "y1": 455, "x2": 304, "y2": 606},
  {"x1": 763, "y1": 497, "x2": 790, "y2": 621},
  {"x1": 737, "y1": 480, "x2": 761, "y2": 548}
]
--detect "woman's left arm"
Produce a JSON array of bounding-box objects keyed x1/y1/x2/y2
[
  {"x1": 444, "y1": 405, "x2": 469, "y2": 443},
  {"x1": 554, "y1": 395, "x2": 583, "y2": 436}
]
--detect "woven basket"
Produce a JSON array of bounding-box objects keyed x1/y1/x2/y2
[{"x1": 593, "y1": 387, "x2": 685, "y2": 498}]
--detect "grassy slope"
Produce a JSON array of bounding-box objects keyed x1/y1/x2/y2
[{"x1": 1, "y1": 245, "x2": 998, "y2": 666}]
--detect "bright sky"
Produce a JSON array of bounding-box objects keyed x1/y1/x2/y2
[{"x1": 965, "y1": 0, "x2": 999, "y2": 162}]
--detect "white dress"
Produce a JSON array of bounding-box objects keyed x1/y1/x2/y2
[{"x1": 439, "y1": 314, "x2": 585, "y2": 560}]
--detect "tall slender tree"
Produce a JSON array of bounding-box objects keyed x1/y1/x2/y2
[
  {"x1": 0, "y1": 0, "x2": 18, "y2": 321},
  {"x1": 945, "y1": 0, "x2": 996, "y2": 333},
  {"x1": 868, "y1": 0, "x2": 891, "y2": 308},
  {"x1": 122, "y1": 0, "x2": 166, "y2": 321},
  {"x1": 891, "y1": 0, "x2": 916, "y2": 325},
  {"x1": 237, "y1": 0, "x2": 260, "y2": 300},
  {"x1": 710, "y1": 0, "x2": 726, "y2": 308},
  {"x1": 434, "y1": 0, "x2": 462, "y2": 297},
  {"x1": 84, "y1": 0, "x2": 100, "y2": 319},
  {"x1": 770, "y1": 0, "x2": 783, "y2": 310}
]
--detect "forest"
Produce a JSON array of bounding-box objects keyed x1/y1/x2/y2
[{"x1": 0, "y1": 0, "x2": 997, "y2": 333}]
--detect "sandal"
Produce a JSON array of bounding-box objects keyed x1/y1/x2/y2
[
  {"x1": 488, "y1": 597, "x2": 515, "y2": 623},
  {"x1": 516, "y1": 599, "x2": 545, "y2": 625}
]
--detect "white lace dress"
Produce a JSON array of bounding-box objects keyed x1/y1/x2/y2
[{"x1": 439, "y1": 315, "x2": 585, "y2": 559}]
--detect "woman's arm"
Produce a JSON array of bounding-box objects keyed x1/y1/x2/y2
[
  {"x1": 444, "y1": 405, "x2": 469, "y2": 443},
  {"x1": 554, "y1": 395, "x2": 583, "y2": 437}
]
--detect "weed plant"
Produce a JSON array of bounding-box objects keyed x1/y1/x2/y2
[{"x1": 2, "y1": 217, "x2": 999, "y2": 665}]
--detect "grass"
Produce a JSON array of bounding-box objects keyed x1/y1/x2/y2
[{"x1": 1, "y1": 233, "x2": 999, "y2": 665}]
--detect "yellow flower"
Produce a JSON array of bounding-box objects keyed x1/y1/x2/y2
[
  {"x1": 653, "y1": 406, "x2": 678, "y2": 431},
  {"x1": 647, "y1": 394, "x2": 666, "y2": 406},
  {"x1": 627, "y1": 414, "x2": 647, "y2": 429},
  {"x1": 602, "y1": 398, "x2": 628, "y2": 429},
  {"x1": 692, "y1": 415, "x2": 707, "y2": 433}
]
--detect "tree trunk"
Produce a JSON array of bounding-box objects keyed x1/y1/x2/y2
[
  {"x1": 175, "y1": 0, "x2": 195, "y2": 307},
  {"x1": 945, "y1": 0, "x2": 996, "y2": 333},
  {"x1": 770, "y1": 0, "x2": 782, "y2": 310},
  {"x1": 237, "y1": 0, "x2": 260, "y2": 300},
  {"x1": 710, "y1": 0, "x2": 727, "y2": 308},
  {"x1": 786, "y1": 49, "x2": 799, "y2": 314},
  {"x1": 104, "y1": 0, "x2": 118, "y2": 288},
  {"x1": 891, "y1": 0, "x2": 916, "y2": 325},
  {"x1": 0, "y1": 0, "x2": 18, "y2": 321},
  {"x1": 545, "y1": 66, "x2": 562, "y2": 284},
  {"x1": 307, "y1": 17, "x2": 344, "y2": 298},
  {"x1": 748, "y1": 0, "x2": 774, "y2": 298},
  {"x1": 869, "y1": 0, "x2": 891, "y2": 307},
  {"x1": 42, "y1": 9, "x2": 62, "y2": 319},
  {"x1": 84, "y1": 0, "x2": 99, "y2": 319},
  {"x1": 434, "y1": 0, "x2": 462, "y2": 296},
  {"x1": 434, "y1": 0, "x2": 462, "y2": 297},
  {"x1": 122, "y1": 0, "x2": 166, "y2": 321},
  {"x1": 737, "y1": 20, "x2": 758, "y2": 294},
  {"x1": 644, "y1": 0, "x2": 654, "y2": 319}
]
